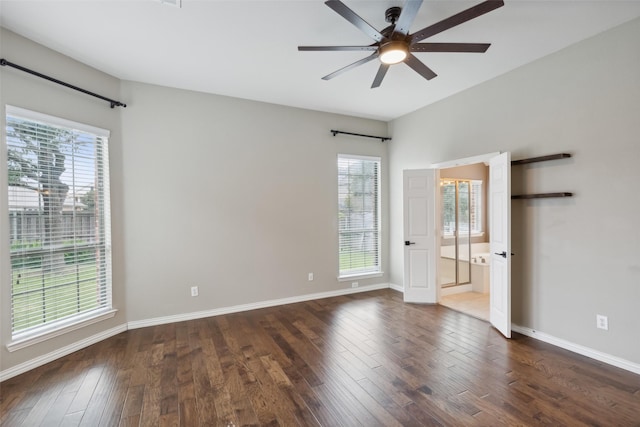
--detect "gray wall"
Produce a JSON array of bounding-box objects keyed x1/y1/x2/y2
[
  {"x1": 0, "y1": 29, "x2": 389, "y2": 373},
  {"x1": 0, "y1": 28, "x2": 127, "y2": 371},
  {"x1": 119, "y1": 81, "x2": 389, "y2": 323},
  {"x1": 3, "y1": 15, "x2": 639, "y2": 374},
  {"x1": 389, "y1": 18, "x2": 640, "y2": 364}
]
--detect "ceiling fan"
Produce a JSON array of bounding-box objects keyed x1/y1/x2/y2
[{"x1": 298, "y1": 0, "x2": 504, "y2": 88}]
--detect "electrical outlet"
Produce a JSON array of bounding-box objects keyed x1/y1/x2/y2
[
  {"x1": 596, "y1": 314, "x2": 608, "y2": 330},
  {"x1": 351, "y1": 282, "x2": 359, "y2": 288},
  {"x1": 308, "y1": 273, "x2": 314, "y2": 281},
  {"x1": 191, "y1": 286, "x2": 199, "y2": 297}
]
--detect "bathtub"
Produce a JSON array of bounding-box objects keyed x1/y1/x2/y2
[
  {"x1": 440, "y1": 242, "x2": 491, "y2": 264},
  {"x1": 440, "y1": 242, "x2": 491, "y2": 293}
]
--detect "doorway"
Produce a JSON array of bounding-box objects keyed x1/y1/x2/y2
[
  {"x1": 402, "y1": 151, "x2": 512, "y2": 337},
  {"x1": 439, "y1": 178, "x2": 472, "y2": 288},
  {"x1": 438, "y1": 166, "x2": 489, "y2": 321}
]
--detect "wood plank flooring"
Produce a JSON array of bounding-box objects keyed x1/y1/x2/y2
[{"x1": 1, "y1": 289, "x2": 639, "y2": 426}]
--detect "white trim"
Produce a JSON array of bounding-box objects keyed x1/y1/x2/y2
[
  {"x1": 512, "y1": 324, "x2": 640, "y2": 375},
  {"x1": 386, "y1": 285, "x2": 639, "y2": 375},
  {"x1": 6, "y1": 105, "x2": 110, "y2": 137},
  {"x1": 389, "y1": 283, "x2": 404, "y2": 292},
  {"x1": 160, "y1": 0, "x2": 182, "y2": 8},
  {"x1": 3, "y1": 285, "x2": 638, "y2": 383},
  {"x1": 0, "y1": 324, "x2": 127, "y2": 382},
  {"x1": 7, "y1": 309, "x2": 118, "y2": 352},
  {"x1": 337, "y1": 154, "x2": 382, "y2": 279},
  {"x1": 430, "y1": 152, "x2": 500, "y2": 169},
  {"x1": 338, "y1": 272, "x2": 384, "y2": 282},
  {"x1": 337, "y1": 153, "x2": 381, "y2": 162},
  {"x1": 129, "y1": 283, "x2": 390, "y2": 330}
]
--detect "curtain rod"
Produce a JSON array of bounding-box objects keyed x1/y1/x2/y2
[
  {"x1": 1, "y1": 58, "x2": 127, "y2": 109},
  {"x1": 331, "y1": 129, "x2": 391, "y2": 142}
]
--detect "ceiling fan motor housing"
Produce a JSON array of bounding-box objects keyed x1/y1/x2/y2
[{"x1": 385, "y1": 6, "x2": 402, "y2": 23}]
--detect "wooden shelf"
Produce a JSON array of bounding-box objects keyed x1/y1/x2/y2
[
  {"x1": 511, "y1": 153, "x2": 571, "y2": 166},
  {"x1": 511, "y1": 192, "x2": 573, "y2": 200},
  {"x1": 511, "y1": 153, "x2": 572, "y2": 199}
]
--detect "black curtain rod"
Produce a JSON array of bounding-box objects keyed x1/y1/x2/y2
[
  {"x1": 331, "y1": 129, "x2": 391, "y2": 142},
  {"x1": 1, "y1": 58, "x2": 127, "y2": 109}
]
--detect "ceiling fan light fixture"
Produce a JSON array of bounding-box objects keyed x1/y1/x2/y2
[
  {"x1": 379, "y1": 41, "x2": 408, "y2": 65},
  {"x1": 299, "y1": 0, "x2": 504, "y2": 87}
]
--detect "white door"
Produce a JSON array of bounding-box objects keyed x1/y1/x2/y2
[
  {"x1": 489, "y1": 152, "x2": 512, "y2": 338},
  {"x1": 403, "y1": 169, "x2": 438, "y2": 303}
]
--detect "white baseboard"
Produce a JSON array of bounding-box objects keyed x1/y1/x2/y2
[
  {"x1": 0, "y1": 324, "x2": 127, "y2": 382},
  {"x1": 389, "y1": 282, "x2": 404, "y2": 293},
  {"x1": 1, "y1": 285, "x2": 390, "y2": 382},
  {"x1": 512, "y1": 324, "x2": 640, "y2": 375},
  {"x1": 5, "y1": 286, "x2": 638, "y2": 382},
  {"x1": 387, "y1": 285, "x2": 639, "y2": 375},
  {"x1": 128, "y1": 283, "x2": 391, "y2": 330}
]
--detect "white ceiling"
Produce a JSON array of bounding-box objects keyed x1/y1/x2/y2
[{"x1": 2, "y1": 1, "x2": 640, "y2": 121}]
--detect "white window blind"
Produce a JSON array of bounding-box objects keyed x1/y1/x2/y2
[
  {"x1": 338, "y1": 155, "x2": 381, "y2": 277},
  {"x1": 6, "y1": 106, "x2": 112, "y2": 338}
]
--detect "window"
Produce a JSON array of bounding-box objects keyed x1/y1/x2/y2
[
  {"x1": 441, "y1": 179, "x2": 483, "y2": 236},
  {"x1": 6, "y1": 106, "x2": 112, "y2": 342},
  {"x1": 337, "y1": 155, "x2": 381, "y2": 277},
  {"x1": 470, "y1": 180, "x2": 482, "y2": 234}
]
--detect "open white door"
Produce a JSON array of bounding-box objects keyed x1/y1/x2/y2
[
  {"x1": 403, "y1": 169, "x2": 438, "y2": 303},
  {"x1": 489, "y1": 152, "x2": 512, "y2": 338}
]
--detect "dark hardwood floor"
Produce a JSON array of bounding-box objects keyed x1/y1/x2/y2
[{"x1": 1, "y1": 289, "x2": 639, "y2": 426}]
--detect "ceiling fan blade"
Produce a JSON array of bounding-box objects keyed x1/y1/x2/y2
[
  {"x1": 404, "y1": 54, "x2": 437, "y2": 80},
  {"x1": 322, "y1": 53, "x2": 379, "y2": 81},
  {"x1": 325, "y1": 0, "x2": 385, "y2": 42},
  {"x1": 371, "y1": 64, "x2": 390, "y2": 88},
  {"x1": 393, "y1": 0, "x2": 423, "y2": 38},
  {"x1": 411, "y1": 43, "x2": 491, "y2": 53},
  {"x1": 410, "y1": 0, "x2": 504, "y2": 44},
  {"x1": 298, "y1": 45, "x2": 377, "y2": 52}
]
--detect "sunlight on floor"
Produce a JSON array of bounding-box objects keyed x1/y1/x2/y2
[{"x1": 440, "y1": 291, "x2": 489, "y2": 321}]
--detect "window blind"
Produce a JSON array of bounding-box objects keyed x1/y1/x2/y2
[
  {"x1": 470, "y1": 180, "x2": 482, "y2": 234},
  {"x1": 6, "y1": 106, "x2": 112, "y2": 337},
  {"x1": 338, "y1": 155, "x2": 381, "y2": 277}
]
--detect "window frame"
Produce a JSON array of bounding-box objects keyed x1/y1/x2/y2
[
  {"x1": 337, "y1": 154, "x2": 382, "y2": 279},
  {"x1": 5, "y1": 105, "x2": 115, "y2": 351},
  {"x1": 441, "y1": 178, "x2": 484, "y2": 237}
]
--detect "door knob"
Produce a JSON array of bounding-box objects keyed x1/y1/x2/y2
[
  {"x1": 494, "y1": 251, "x2": 507, "y2": 258},
  {"x1": 405, "y1": 241, "x2": 416, "y2": 246}
]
